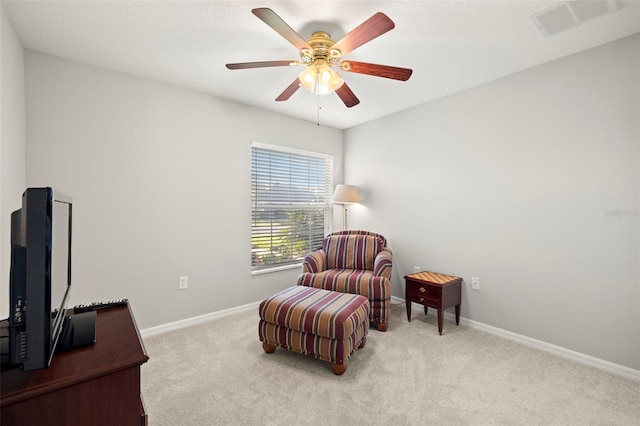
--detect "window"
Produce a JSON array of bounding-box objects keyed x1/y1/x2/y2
[{"x1": 251, "y1": 142, "x2": 333, "y2": 273}]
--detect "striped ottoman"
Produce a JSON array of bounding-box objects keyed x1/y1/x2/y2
[{"x1": 258, "y1": 286, "x2": 370, "y2": 375}]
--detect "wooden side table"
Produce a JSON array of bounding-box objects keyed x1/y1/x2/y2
[{"x1": 405, "y1": 271, "x2": 462, "y2": 335}]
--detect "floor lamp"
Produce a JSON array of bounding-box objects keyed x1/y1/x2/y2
[{"x1": 332, "y1": 184, "x2": 360, "y2": 229}]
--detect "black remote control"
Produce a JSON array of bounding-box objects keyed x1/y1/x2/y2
[{"x1": 73, "y1": 299, "x2": 128, "y2": 314}]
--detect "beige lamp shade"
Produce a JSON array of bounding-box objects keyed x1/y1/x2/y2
[
  {"x1": 332, "y1": 184, "x2": 360, "y2": 204},
  {"x1": 332, "y1": 184, "x2": 360, "y2": 229}
]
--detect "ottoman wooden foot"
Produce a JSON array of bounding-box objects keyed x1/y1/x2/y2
[
  {"x1": 358, "y1": 337, "x2": 366, "y2": 349},
  {"x1": 331, "y1": 363, "x2": 347, "y2": 375},
  {"x1": 262, "y1": 342, "x2": 276, "y2": 354}
]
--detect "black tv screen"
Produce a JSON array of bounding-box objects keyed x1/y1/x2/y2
[{"x1": 8, "y1": 187, "x2": 73, "y2": 371}]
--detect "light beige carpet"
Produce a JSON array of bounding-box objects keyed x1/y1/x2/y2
[{"x1": 141, "y1": 303, "x2": 640, "y2": 425}]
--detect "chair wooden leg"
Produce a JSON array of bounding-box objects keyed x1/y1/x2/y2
[
  {"x1": 375, "y1": 321, "x2": 388, "y2": 332},
  {"x1": 262, "y1": 342, "x2": 276, "y2": 353}
]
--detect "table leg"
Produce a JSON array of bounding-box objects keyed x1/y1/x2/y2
[
  {"x1": 455, "y1": 304, "x2": 460, "y2": 325},
  {"x1": 424, "y1": 306, "x2": 428, "y2": 315},
  {"x1": 406, "y1": 293, "x2": 411, "y2": 322},
  {"x1": 437, "y1": 309, "x2": 444, "y2": 335}
]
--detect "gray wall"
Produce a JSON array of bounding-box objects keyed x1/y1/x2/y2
[
  {"x1": 22, "y1": 51, "x2": 344, "y2": 329},
  {"x1": 344, "y1": 34, "x2": 640, "y2": 370},
  {"x1": 0, "y1": 4, "x2": 26, "y2": 318},
  {"x1": 3, "y1": 16, "x2": 638, "y2": 372}
]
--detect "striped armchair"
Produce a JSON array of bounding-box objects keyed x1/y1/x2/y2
[{"x1": 296, "y1": 230, "x2": 393, "y2": 331}]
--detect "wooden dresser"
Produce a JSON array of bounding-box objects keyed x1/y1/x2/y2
[{"x1": 1, "y1": 304, "x2": 149, "y2": 426}]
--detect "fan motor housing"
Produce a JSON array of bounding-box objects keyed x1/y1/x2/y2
[{"x1": 301, "y1": 31, "x2": 341, "y2": 64}]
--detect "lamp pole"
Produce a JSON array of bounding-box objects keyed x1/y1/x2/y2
[{"x1": 343, "y1": 204, "x2": 349, "y2": 229}]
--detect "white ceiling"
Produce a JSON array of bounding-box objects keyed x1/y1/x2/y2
[{"x1": 3, "y1": 0, "x2": 639, "y2": 129}]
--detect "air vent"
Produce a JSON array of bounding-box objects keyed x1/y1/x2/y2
[{"x1": 531, "y1": 0, "x2": 620, "y2": 38}]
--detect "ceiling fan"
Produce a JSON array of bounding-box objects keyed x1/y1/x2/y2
[{"x1": 226, "y1": 8, "x2": 413, "y2": 108}]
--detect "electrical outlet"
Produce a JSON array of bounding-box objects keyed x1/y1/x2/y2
[
  {"x1": 471, "y1": 277, "x2": 480, "y2": 291},
  {"x1": 179, "y1": 276, "x2": 188, "y2": 290},
  {"x1": 413, "y1": 266, "x2": 421, "y2": 273}
]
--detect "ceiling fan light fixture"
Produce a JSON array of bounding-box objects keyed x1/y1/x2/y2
[
  {"x1": 298, "y1": 61, "x2": 344, "y2": 95},
  {"x1": 228, "y1": 8, "x2": 411, "y2": 108}
]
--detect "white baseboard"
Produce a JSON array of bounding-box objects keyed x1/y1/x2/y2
[
  {"x1": 392, "y1": 296, "x2": 640, "y2": 382},
  {"x1": 140, "y1": 301, "x2": 260, "y2": 338},
  {"x1": 142, "y1": 296, "x2": 640, "y2": 383}
]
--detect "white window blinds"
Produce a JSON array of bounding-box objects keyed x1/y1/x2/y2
[{"x1": 251, "y1": 142, "x2": 333, "y2": 272}]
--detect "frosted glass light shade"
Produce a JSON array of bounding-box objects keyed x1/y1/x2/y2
[{"x1": 299, "y1": 62, "x2": 344, "y2": 95}]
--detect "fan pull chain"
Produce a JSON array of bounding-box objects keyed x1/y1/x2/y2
[{"x1": 317, "y1": 94, "x2": 321, "y2": 126}]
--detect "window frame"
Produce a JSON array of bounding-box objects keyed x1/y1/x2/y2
[{"x1": 250, "y1": 141, "x2": 334, "y2": 275}]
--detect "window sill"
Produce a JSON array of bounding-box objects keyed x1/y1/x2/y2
[{"x1": 251, "y1": 263, "x2": 302, "y2": 276}]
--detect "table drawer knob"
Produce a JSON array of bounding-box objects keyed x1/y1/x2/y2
[
  {"x1": 419, "y1": 287, "x2": 426, "y2": 293},
  {"x1": 419, "y1": 297, "x2": 424, "y2": 302}
]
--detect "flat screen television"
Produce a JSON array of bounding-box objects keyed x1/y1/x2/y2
[{"x1": 7, "y1": 187, "x2": 75, "y2": 371}]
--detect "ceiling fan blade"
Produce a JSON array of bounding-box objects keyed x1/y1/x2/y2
[
  {"x1": 275, "y1": 79, "x2": 301, "y2": 101},
  {"x1": 226, "y1": 60, "x2": 293, "y2": 70},
  {"x1": 340, "y1": 61, "x2": 413, "y2": 81},
  {"x1": 335, "y1": 82, "x2": 360, "y2": 108},
  {"x1": 252, "y1": 8, "x2": 311, "y2": 51},
  {"x1": 331, "y1": 12, "x2": 395, "y2": 56}
]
